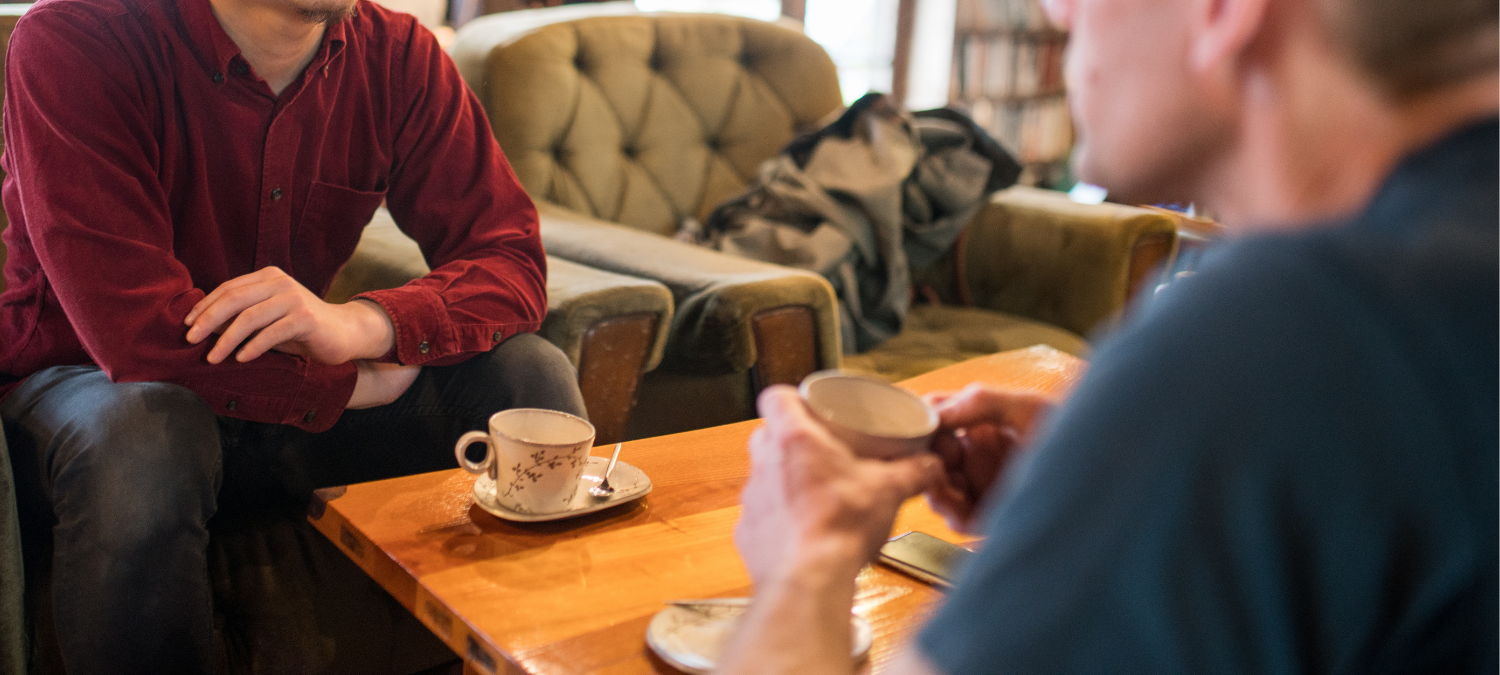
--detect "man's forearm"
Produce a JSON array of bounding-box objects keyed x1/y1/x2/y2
[
  {"x1": 347, "y1": 360, "x2": 421, "y2": 410},
  {"x1": 718, "y1": 561, "x2": 948, "y2": 675},
  {"x1": 347, "y1": 298, "x2": 397, "y2": 360},
  {"x1": 717, "y1": 544, "x2": 863, "y2": 675}
]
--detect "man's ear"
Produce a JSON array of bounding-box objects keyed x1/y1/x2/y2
[{"x1": 1189, "y1": 0, "x2": 1272, "y2": 74}]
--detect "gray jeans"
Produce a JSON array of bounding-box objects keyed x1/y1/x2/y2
[{"x1": 2, "y1": 333, "x2": 585, "y2": 675}]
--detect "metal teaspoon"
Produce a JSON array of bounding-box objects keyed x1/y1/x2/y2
[{"x1": 590, "y1": 442, "x2": 623, "y2": 497}]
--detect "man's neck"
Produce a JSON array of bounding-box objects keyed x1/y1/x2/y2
[
  {"x1": 207, "y1": 0, "x2": 327, "y2": 96},
  {"x1": 1196, "y1": 19, "x2": 1499, "y2": 231}
]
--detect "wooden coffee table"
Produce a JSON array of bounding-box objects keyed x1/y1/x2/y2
[{"x1": 309, "y1": 346, "x2": 1086, "y2": 675}]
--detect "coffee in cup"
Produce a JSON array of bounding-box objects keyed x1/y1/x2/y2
[
  {"x1": 798, "y1": 370, "x2": 938, "y2": 459},
  {"x1": 455, "y1": 408, "x2": 596, "y2": 515}
]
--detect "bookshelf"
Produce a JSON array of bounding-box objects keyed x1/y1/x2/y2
[{"x1": 951, "y1": 0, "x2": 1072, "y2": 187}]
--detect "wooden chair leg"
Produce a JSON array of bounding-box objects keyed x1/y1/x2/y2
[
  {"x1": 750, "y1": 306, "x2": 821, "y2": 392},
  {"x1": 575, "y1": 313, "x2": 660, "y2": 445}
]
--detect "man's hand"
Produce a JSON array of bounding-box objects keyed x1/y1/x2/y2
[
  {"x1": 184, "y1": 267, "x2": 395, "y2": 365},
  {"x1": 717, "y1": 386, "x2": 939, "y2": 675},
  {"x1": 347, "y1": 360, "x2": 422, "y2": 409},
  {"x1": 737, "y1": 386, "x2": 941, "y2": 588},
  {"x1": 923, "y1": 384, "x2": 1057, "y2": 532}
]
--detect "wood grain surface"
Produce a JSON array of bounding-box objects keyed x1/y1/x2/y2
[{"x1": 311, "y1": 346, "x2": 1086, "y2": 675}]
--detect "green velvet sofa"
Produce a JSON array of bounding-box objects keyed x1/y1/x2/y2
[{"x1": 450, "y1": 6, "x2": 1180, "y2": 437}]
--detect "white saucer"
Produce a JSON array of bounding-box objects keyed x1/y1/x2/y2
[
  {"x1": 645, "y1": 599, "x2": 872, "y2": 674},
  {"x1": 471, "y1": 456, "x2": 652, "y2": 522}
]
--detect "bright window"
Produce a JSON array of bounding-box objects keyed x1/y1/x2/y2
[
  {"x1": 805, "y1": 0, "x2": 900, "y2": 104},
  {"x1": 633, "y1": 0, "x2": 783, "y2": 21}
]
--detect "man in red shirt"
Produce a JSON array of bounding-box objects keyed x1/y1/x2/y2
[{"x1": 0, "y1": 0, "x2": 585, "y2": 670}]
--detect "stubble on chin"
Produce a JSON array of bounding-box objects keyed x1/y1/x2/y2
[{"x1": 297, "y1": 0, "x2": 357, "y2": 24}]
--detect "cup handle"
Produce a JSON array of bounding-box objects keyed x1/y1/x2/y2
[{"x1": 455, "y1": 431, "x2": 492, "y2": 474}]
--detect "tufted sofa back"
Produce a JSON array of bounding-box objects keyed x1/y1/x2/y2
[{"x1": 465, "y1": 13, "x2": 844, "y2": 237}]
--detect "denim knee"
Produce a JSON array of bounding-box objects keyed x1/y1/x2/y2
[
  {"x1": 35, "y1": 377, "x2": 221, "y2": 549},
  {"x1": 457, "y1": 333, "x2": 586, "y2": 419}
]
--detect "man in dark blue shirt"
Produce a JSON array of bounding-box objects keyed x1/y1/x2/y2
[
  {"x1": 916, "y1": 119, "x2": 1498, "y2": 674},
  {"x1": 716, "y1": 0, "x2": 1498, "y2": 672}
]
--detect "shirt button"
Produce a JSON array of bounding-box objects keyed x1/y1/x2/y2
[
  {"x1": 226, "y1": 400, "x2": 238, "y2": 411},
  {"x1": 271, "y1": 187, "x2": 283, "y2": 201},
  {"x1": 418, "y1": 341, "x2": 431, "y2": 354},
  {"x1": 212, "y1": 71, "x2": 224, "y2": 84},
  {"x1": 492, "y1": 331, "x2": 502, "y2": 342},
  {"x1": 303, "y1": 410, "x2": 317, "y2": 424}
]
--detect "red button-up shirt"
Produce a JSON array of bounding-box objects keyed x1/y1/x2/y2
[{"x1": 0, "y1": 0, "x2": 547, "y2": 431}]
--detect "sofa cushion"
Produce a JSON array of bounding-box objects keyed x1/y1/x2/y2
[{"x1": 840, "y1": 304, "x2": 1089, "y2": 383}]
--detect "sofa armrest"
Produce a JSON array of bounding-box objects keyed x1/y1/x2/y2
[
  {"x1": 325, "y1": 208, "x2": 676, "y2": 444},
  {"x1": 540, "y1": 258, "x2": 673, "y2": 443},
  {"x1": 539, "y1": 257, "x2": 672, "y2": 373},
  {"x1": 953, "y1": 186, "x2": 1178, "y2": 338},
  {"x1": 0, "y1": 431, "x2": 23, "y2": 675},
  {"x1": 537, "y1": 201, "x2": 842, "y2": 380}
]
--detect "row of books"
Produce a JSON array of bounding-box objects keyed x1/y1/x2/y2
[
  {"x1": 953, "y1": 33, "x2": 1067, "y2": 101},
  {"x1": 969, "y1": 97, "x2": 1073, "y2": 165},
  {"x1": 955, "y1": 0, "x2": 1056, "y2": 33}
]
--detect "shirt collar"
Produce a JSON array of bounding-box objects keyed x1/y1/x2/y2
[
  {"x1": 1353, "y1": 117, "x2": 1498, "y2": 237},
  {"x1": 177, "y1": 0, "x2": 350, "y2": 81},
  {"x1": 313, "y1": 13, "x2": 350, "y2": 71}
]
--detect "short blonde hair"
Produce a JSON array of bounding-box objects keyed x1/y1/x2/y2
[{"x1": 1319, "y1": 0, "x2": 1499, "y2": 99}]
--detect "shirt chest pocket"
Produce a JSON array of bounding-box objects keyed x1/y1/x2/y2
[{"x1": 295, "y1": 181, "x2": 388, "y2": 298}]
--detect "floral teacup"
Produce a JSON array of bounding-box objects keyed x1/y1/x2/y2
[{"x1": 455, "y1": 409, "x2": 595, "y2": 514}]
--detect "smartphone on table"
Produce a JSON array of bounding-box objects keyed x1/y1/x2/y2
[{"x1": 878, "y1": 531, "x2": 974, "y2": 589}]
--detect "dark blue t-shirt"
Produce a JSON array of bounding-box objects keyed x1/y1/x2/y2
[{"x1": 919, "y1": 120, "x2": 1498, "y2": 674}]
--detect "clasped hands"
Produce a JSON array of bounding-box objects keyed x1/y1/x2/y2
[
  {"x1": 183, "y1": 266, "x2": 419, "y2": 409},
  {"x1": 736, "y1": 384, "x2": 1056, "y2": 588}
]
